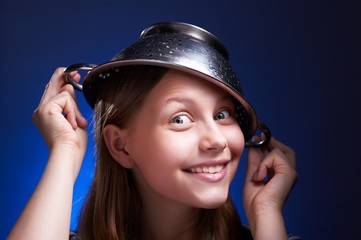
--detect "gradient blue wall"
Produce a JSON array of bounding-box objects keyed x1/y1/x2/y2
[{"x1": 1, "y1": 0, "x2": 360, "y2": 239}]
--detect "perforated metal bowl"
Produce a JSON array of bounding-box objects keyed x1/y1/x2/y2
[{"x1": 64, "y1": 22, "x2": 271, "y2": 147}]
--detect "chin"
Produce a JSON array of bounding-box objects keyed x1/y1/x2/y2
[{"x1": 195, "y1": 192, "x2": 229, "y2": 209}]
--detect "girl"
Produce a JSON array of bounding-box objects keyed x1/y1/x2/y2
[{"x1": 8, "y1": 22, "x2": 298, "y2": 240}]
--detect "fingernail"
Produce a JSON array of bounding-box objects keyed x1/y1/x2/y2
[{"x1": 69, "y1": 71, "x2": 78, "y2": 77}]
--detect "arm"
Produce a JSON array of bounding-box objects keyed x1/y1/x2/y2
[
  {"x1": 8, "y1": 68, "x2": 88, "y2": 240},
  {"x1": 243, "y1": 137, "x2": 298, "y2": 240}
]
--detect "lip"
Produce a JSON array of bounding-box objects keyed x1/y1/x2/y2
[
  {"x1": 184, "y1": 159, "x2": 230, "y2": 169},
  {"x1": 183, "y1": 160, "x2": 230, "y2": 182}
]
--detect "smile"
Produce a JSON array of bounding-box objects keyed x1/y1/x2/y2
[
  {"x1": 189, "y1": 164, "x2": 225, "y2": 174},
  {"x1": 184, "y1": 162, "x2": 229, "y2": 182}
]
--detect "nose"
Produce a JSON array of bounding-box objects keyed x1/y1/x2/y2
[{"x1": 199, "y1": 124, "x2": 227, "y2": 152}]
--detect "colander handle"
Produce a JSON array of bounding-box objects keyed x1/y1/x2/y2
[
  {"x1": 245, "y1": 121, "x2": 272, "y2": 148},
  {"x1": 63, "y1": 63, "x2": 97, "y2": 91}
]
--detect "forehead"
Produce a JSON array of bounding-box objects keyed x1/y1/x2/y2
[
  {"x1": 127, "y1": 68, "x2": 235, "y2": 131},
  {"x1": 151, "y1": 69, "x2": 230, "y2": 100}
]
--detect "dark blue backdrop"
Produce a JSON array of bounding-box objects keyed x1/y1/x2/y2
[{"x1": 1, "y1": 0, "x2": 360, "y2": 239}]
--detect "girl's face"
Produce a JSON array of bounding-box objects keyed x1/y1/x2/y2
[{"x1": 125, "y1": 69, "x2": 244, "y2": 209}]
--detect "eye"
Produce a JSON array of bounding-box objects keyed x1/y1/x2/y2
[
  {"x1": 214, "y1": 110, "x2": 230, "y2": 120},
  {"x1": 171, "y1": 115, "x2": 192, "y2": 125}
]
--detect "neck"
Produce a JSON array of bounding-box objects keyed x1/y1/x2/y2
[{"x1": 140, "y1": 198, "x2": 200, "y2": 240}]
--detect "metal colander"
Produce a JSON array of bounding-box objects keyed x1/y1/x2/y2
[{"x1": 64, "y1": 22, "x2": 271, "y2": 147}]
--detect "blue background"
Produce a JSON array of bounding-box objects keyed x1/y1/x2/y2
[{"x1": 1, "y1": 0, "x2": 360, "y2": 239}]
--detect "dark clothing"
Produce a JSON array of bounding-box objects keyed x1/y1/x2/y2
[{"x1": 69, "y1": 226, "x2": 302, "y2": 239}]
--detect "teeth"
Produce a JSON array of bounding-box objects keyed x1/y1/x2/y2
[{"x1": 190, "y1": 164, "x2": 224, "y2": 174}]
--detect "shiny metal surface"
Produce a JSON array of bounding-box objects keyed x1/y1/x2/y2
[{"x1": 63, "y1": 22, "x2": 271, "y2": 147}]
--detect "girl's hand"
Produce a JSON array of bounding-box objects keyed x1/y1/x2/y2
[
  {"x1": 8, "y1": 68, "x2": 89, "y2": 239},
  {"x1": 242, "y1": 137, "x2": 298, "y2": 237},
  {"x1": 32, "y1": 68, "x2": 88, "y2": 177}
]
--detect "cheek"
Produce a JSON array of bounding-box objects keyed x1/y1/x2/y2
[
  {"x1": 227, "y1": 126, "x2": 245, "y2": 158},
  {"x1": 130, "y1": 131, "x2": 191, "y2": 170}
]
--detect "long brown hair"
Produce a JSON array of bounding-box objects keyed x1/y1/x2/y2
[{"x1": 77, "y1": 65, "x2": 244, "y2": 239}]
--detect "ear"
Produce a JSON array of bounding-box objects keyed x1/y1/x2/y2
[{"x1": 103, "y1": 124, "x2": 134, "y2": 169}]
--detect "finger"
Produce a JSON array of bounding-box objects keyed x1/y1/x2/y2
[
  {"x1": 74, "y1": 103, "x2": 88, "y2": 129},
  {"x1": 245, "y1": 146, "x2": 263, "y2": 182},
  {"x1": 267, "y1": 137, "x2": 296, "y2": 168},
  {"x1": 59, "y1": 84, "x2": 87, "y2": 128},
  {"x1": 60, "y1": 90, "x2": 88, "y2": 130},
  {"x1": 250, "y1": 149, "x2": 298, "y2": 210},
  {"x1": 60, "y1": 91, "x2": 83, "y2": 130},
  {"x1": 60, "y1": 83, "x2": 79, "y2": 105},
  {"x1": 41, "y1": 90, "x2": 83, "y2": 130},
  {"x1": 243, "y1": 144, "x2": 272, "y2": 213},
  {"x1": 39, "y1": 68, "x2": 81, "y2": 105},
  {"x1": 39, "y1": 68, "x2": 66, "y2": 104},
  {"x1": 252, "y1": 148, "x2": 296, "y2": 182}
]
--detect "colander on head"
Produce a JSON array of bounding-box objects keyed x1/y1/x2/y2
[{"x1": 64, "y1": 21, "x2": 271, "y2": 147}]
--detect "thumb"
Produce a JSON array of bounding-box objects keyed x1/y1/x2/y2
[
  {"x1": 243, "y1": 145, "x2": 263, "y2": 213},
  {"x1": 245, "y1": 146, "x2": 262, "y2": 182}
]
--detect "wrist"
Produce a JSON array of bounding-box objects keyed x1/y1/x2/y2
[
  {"x1": 50, "y1": 141, "x2": 86, "y2": 158},
  {"x1": 247, "y1": 208, "x2": 288, "y2": 240},
  {"x1": 47, "y1": 143, "x2": 86, "y2": 183}
]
